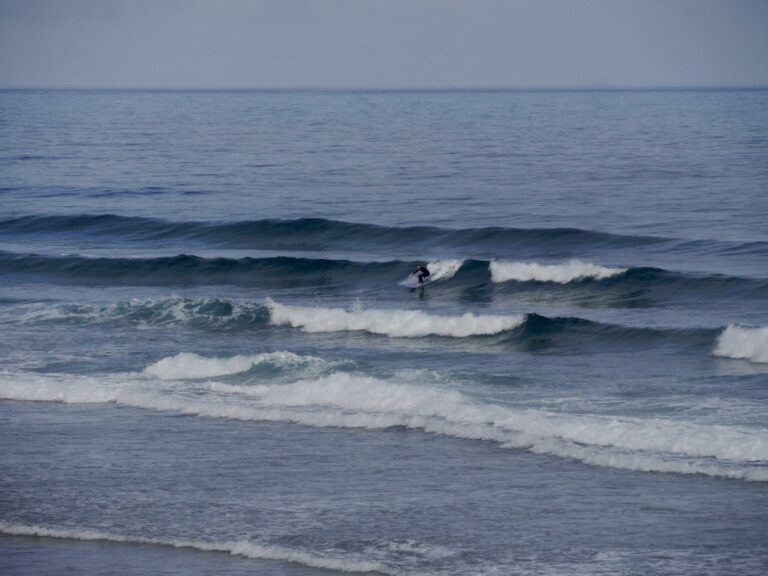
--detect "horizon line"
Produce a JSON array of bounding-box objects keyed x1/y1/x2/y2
[{"x1": 2, "y1": 84, "x2": 767, "y2": 93}]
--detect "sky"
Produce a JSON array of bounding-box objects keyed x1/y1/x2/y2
[{"x1": 0, "y1": 0, "x2": 766, "y2": 89}]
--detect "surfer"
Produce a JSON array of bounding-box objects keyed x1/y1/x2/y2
[{"x1": 414, "y1": 264, "x2": 431, "y2": 285}]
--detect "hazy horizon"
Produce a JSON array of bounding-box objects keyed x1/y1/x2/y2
[
  {"x1": 3, "y1": 86, "x2": 768, "y2": 93},
  {"x1": 1, "y1": 0, "x2": 767, "y2": 90}
]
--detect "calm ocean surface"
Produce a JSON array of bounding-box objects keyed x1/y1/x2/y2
[{"x1": 1, "y1": 89, "x2": 767, "y2": 575}]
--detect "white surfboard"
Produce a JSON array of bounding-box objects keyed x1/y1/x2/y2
[{"x1": 400, "y1": 275, "x2": 431, "y2": 288}]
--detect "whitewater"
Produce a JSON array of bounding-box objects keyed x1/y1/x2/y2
[
  {"x1": 2, "y1": 353, "x2": 767, "y2": 482},
  {"x1": 2, "y1": 89, "x2": 768, "y2": 576}
]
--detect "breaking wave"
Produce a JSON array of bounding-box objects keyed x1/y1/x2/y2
[
  {"x1": 1, "y1": 367, "x2": 767, "y2": 481},
  {"x1": 3, "y1": 251, "x2": 766, "y2": 308},
  {"x1": 490, "y1": 259, "x2": 627, "y2": 283},
  {"x1": 9, "y1": 297, "x2": 720, "y2": 352},
  {"x1": 714, "y1": 325, "x2": 768, "y2": 364},
  {"x1": 144, "y1": 351, "x2": 339, "y2": 380},
  {"x1": 423, "y1": 259, "x2": 464, "y2": 281},
  {"x1": 266, "y1": 299, "x2": 525, "y2": 338}
]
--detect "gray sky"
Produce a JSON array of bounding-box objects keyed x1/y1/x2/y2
[{"x1": 1, "y1": 0, "x2": 766, "y2": 89}]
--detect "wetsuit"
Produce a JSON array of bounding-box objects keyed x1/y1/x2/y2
[{"x1": 415, "y1": 266, "x2": 431, "y2": 284}]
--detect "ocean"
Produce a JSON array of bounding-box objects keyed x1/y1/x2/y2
[{"x1": 1, "y1": 89, "x2": 767, "y2": 575}]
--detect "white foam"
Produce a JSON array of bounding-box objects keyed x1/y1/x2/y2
[
  {"x1": 713, "y1": 325, "x2": 768, "y2": 364},
  {"x1": 15, "y1": 297, "x2": 265, "y2": 328},
  {"x1": 144, "y1": 351, "x2": 329, "y2": 380},
  {"x1": 0, "y1": 371, "x2": 137, "y2": 404},
  {"x1": 3, "y1": 369, "x2": 767, "y2": 481},
  {"x1": 425, "y1": 259, "x2": 463, "y2": 281},
  {"x1": 0, "y1": 522, "x2": 400, "y2": 575},
  {"x1": 490, "y1": 259, "x2": 626, "y2": 284},
  {"x1": 398, "y1": 260, "x2": 463, "y2": 287},
  {"x1": 266, "y1": 299, "x2": 524, "y2": 338}
]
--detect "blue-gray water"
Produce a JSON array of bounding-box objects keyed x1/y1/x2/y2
[{"x1": 1, "y1": 89, "x2": 767, "y2": 576}]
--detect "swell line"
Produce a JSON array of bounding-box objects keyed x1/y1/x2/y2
[
  {"x1": 0, "y1": 213, "x2": 705, "y2": 253},
  {"x1": 2, "y1": 252, "x2": 766, "y2": 300},
  {"x1": 6, "y1": 296, "x2": 741, "y2": 355}
]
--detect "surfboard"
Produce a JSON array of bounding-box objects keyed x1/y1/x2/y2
[{"x1": 400, "y1": 275, "x2": 431, "y2": 289}]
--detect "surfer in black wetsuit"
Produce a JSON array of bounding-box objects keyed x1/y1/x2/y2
[{"x1": 414, "y1": 264, "x2": 431, "y2": 285}]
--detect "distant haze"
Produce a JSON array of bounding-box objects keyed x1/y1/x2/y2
[{"x1": 1, "y1": 0, "x2": 766, "y2": 89}]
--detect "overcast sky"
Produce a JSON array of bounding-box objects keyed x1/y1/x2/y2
[{"x1": 1, "y1": 0, "x2": 766, "y2": 89}]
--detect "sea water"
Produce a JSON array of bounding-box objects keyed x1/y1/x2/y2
[{"x1": 1, "y1": 89, "x2": 767, "y2": 575}]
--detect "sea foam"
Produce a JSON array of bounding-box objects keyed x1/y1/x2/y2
[
  {"x1": 490, "y1": 259, "x2": 626, "y2": 284},
  {"x1": 425, "y1": 259, "x2": 463, "y2": 281},
  {"x1": 398, "y1": 259, "x2": 463, "y2": 287},
  {"x1": 3, "y1": 368, "x2": 767, "y2": 481},
  {"x1": 266, "y1": 299, "x2": 524, "y2": 338},
  {"x1": 713, "y1": 325, "x2": 768, "y2": 364},
  {"x1": 144, "y1": 351, "x2": 331, "y2": 380}
]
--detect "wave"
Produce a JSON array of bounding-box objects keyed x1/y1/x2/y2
[
  {"x1": 423, "y1": 259, "x2": 463, "y2": 281},
  {"x1": 10, "y1": 297, "x2": 720, "y2": 352},
  {"x1": 266, "y1": 301, "x2": 718, "y2": 351},
  {"x1": 0, "y1": 250, "x2": 475, "y2": 288},
  {"x1": 4, "y1": 251, "x2": 767, "y2": 310},
  {"x1": 5, "y1": 214, "x2": 768, "y2": 262},
  {"x1": 490, "y1": 259, "x2": 626, "y2": 283},
  {"x1": 511, "y1": 313, "x2": 718, "y2": 351},
  {"x1": 0, "y1": 214, "x2": 677, "y2": 253},
  {"x1": 14, "y1": 297, "x2": 271, "y2": 330},
  {"x1": 713, "y1": 325, "x2": 768, "y2": 364},
  {"x1": 143, "y1": 351, "x2": 341, "y2": 380},
  {"x1": 0, "y1": 522, "x2": 401, "y2": 575},
  {"x1": 2, "y1": 367, "x2": 767, "y2": 481},
  {"x1": 0, "y1": 251, "x2": 405, "y2": 287},
  {"x1": 491, "y1": 261, "x2": 768, "y2": 297},
  {"x1": 266, "y1": 299, "x2": 525, "y2": 338}
]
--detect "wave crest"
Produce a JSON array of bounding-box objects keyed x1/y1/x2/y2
[
  {"x1": 490, "y1": 259, "x2": 626, "y2": 284},
  {"x1": 714, "y1": 325, "x2": 768, "y2": 364},
  {"x1": 266, "y1": 299, "x2": 525, "y2": 338},
  {"x1": 144, "y1": 351, "x2": 335, "y2": 380},
  {"x1": 425, "y1": 259, "x2": 464, "y2": 281}
]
